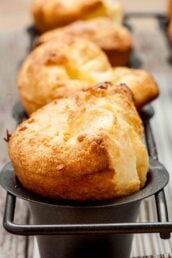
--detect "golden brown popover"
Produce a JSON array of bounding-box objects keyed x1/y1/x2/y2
[
  {"x1": 18, "y1": 36, "x2": 159, "y2": 115},
  {"x1": 32, "y1": 0, "x2": 123, "y2": 32},
  {"x1": 9, "y1": 82, "x2": 149, "y2": 201},
  {"x1": 18, "y1": 36, "x2": 113, "y2": 115},
  {"x1": 37, "y1": 17, "x2": 133, "y2": 66}
]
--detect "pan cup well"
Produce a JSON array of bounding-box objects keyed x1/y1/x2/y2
[{"x1": 0, "y1": 158, "x2": 169, "y2": 258}]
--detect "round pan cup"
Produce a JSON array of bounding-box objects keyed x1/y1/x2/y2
[{"x1": 0, "y1": 158, "x2": 169, "y2": 258}]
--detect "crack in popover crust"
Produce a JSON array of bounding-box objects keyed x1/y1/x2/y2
[
  {"x1": 18, "y1": 36, "x2": 159, "y2": 115},
  {"x1": 9, "y1": 83, "x2": 149, "y2": 201}
]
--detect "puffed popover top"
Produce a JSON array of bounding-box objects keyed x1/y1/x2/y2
[{"x1": 9, "y1": 83, "x2": 149, "y2": 201}]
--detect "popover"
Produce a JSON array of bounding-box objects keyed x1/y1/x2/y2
[
  {"x1": 18, "y1": 36, "x2": 159, "y2": 115},
  {"x1": 9, "y1": 82, "x2": 149, "y2": 201},
  {"x1": 32, "y1": 0, "x2": 123, "y2": 32},
  {"x1": 18, "y1": 36, "x2": 113, "y2": 115},
  {"x1": 37, "y1": 17, "x2": 133, "y2": 66}
]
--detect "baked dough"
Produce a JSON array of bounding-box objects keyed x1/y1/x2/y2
[
  {"x1": 18, "y1": 36, "x2": 159, "y2": 115},
  {"x1": 112, "y1": 67, "x2": 159, "y2": 109},
  {"x1": 37, "y1": 17, "x2": 133, "y2": 66},
  {"x1": 18, "y1": 36, "x2": 113, "y2": 115},
  {"x1": 9, "y1": 82, "x2": 149, "y2": 201},
  {"x1": 32, "y1": 0, "x2": 123, "y2": 32}
]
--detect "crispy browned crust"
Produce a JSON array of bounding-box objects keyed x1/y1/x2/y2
[
  {"x1": 36, "y1": 18, "x2": 133, "y2": 66},
  {"x1": 32, "y1": 0, "x2": 123, "y2": 32},
  {"x1": 112, "y1": 67, "x2": 159, "y2": 108},
  {"x1": 9, "y1": 82, "x2": 149, "y2": 201}
]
